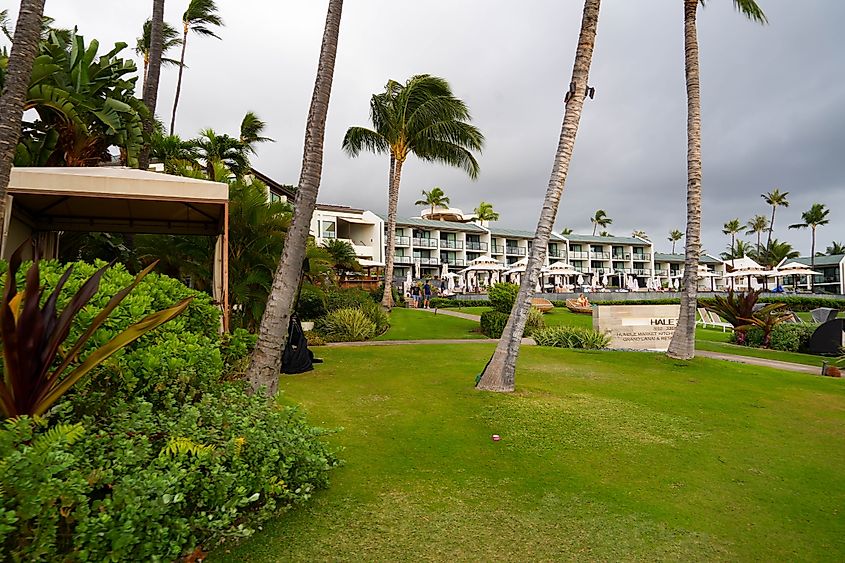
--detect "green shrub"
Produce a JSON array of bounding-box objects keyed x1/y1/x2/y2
[
  {"x1": 325, "y1": 288, "x2": 374, "y2": 312},
  {"x1": 533, "y1": 326, "x2": 610, "y2": 349},
  {"x1": 359, "y1": 300, "x2": 390, "y2": 335},
  {"x1": 430, "y1": 297, "x2": 462, "y2": 309},
  {"x1": 304, "y1": 331, "x2": 326, "y2": 346},
  {"x1": 488, "y1": 282, "x2": 519, "y2": 314},
  {"x1": 297, "y1": 284, "x2": 327, "y2": 320},
  {"x1": 735, "y1": 323, "x2": 817, "y2": 352},
  {"x1": 317, "y1": 308, "x2": 376, "y2": 342},
  {"x1": 370, "y1": 283, "x2": 402, "y2": 305},
  {"x1": 221, "y1": 328, "x2": 257, "y2": 377},
  {"x1": 524, "y1": 307, "x2": 546, "y2": 337},
  {"x1": 480, "y1": 310, "x2": 509, "y2": 338}
]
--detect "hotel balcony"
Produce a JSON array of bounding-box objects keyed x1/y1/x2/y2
[
  {"x1": 633, "y1": 268, "x2": 652, "y2": 276},
  {"x1": 440, "y1": 258, "x2": 466, "y2": 266},
  {"x1": 506, "y1": 246, "x2": 527, "y2": 256},
  {"x1": 439, "y1": 239, "x2": 463, "y2": 250},
  {"x1": 395, "y1": 236, "x2": 411, "y2": 246},
  {"x1": 491, "y1": 244, "x2": 504, "y2": 254},
  {"x1": 412, "y1": 238, "x2": 438, "y2": 248},
  {"x1": 632, "y1": 253, "x2": 651, "y2": 261},
  {"x1": 417, "y1": 257, "x2": 441, "y2": 266},
  {"x1": 548, "y1": 250, "x2": 563, "y2": 258},
  {"x1": 590, "y1": 252, "x2": 610, "y2": 259},
  {"x1": 612, "y1": 253, "x2": 631, "y2": 260},
  {"x1": 466, "y1": 241, "x2": 488, "y2": 251},
  {"x1": 394, "y1": 256, "x2": 413, "y2": 265},
  {"x1": 569, "y1": 251, "x2": 590, "y2": 260}
]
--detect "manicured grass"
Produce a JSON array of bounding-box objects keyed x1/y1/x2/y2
[
  {"x1": 376, "y1": 307, "x2": 486, "y2": 340},
  {"x1": 216, "y1": 345, "x2": 845, "y2": 561},
  {"x1": 447, "y1": 304, "x2": 490, "y2": 317}
]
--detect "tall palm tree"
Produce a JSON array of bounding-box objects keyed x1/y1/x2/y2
[
  {"x1": 139, "y1": 0, "x2": 166, "y2": 171},
  {"x1": 169, "y1": 0, "x2": 223, "y2": 135},
  {"x1": 342, "y1": 74, "x2": 484, "y2": 308},
  {"x1": 826, "y1": 241, "x2": 845, "y2": 256},
  {"x1": 667, "y1": 0, "x2": 766, "y2": 361},
  {"x1": 135, "y1": 18, "x2": 183, "y2": 85},
  {"x1": 415, "y1": 187, "x2": 450, "y2": 217},
  {"x1": 477, "y1": 0, "x2": 602, "y2": 393},
  {"x1": 150, "y1": 132, "x2": 199, "y2": 173},
  {"x1": 720, "y1": 239, "x2": 753, "y2": 261},
  {"x1": 246, "y1": 0, "x2": 343, "y2": 394},
  {"x1": 745, "y1": 213, "x2": 768, "y2": 257},
  {"x1": 762, "y1": 187, "x2": 788, "y2": 249},
  {"x1": 590, "y1": 209, "x2": 612, "y2": 235},
  {"x1": 240, "y1": 111, "x2": 274, "y2": 154},
  {"x1": 764, "y1": 238, "x2": 799, "y2": 267},
  {"x1": 194, "y1": 129, "x2": 248, "y2": 180},
  {"x1": 474, "y1": 201, "x2": 499, "y2": 226},
  {"x1": 668, "y1": 229, "x2": 684, "y2": 253},
  {"x1": 721, "y1": 219, "x2": 742, "y2": 265},
  {"x1": 0, "y1": 0, "x2": 47, "y2": 252},
  {"x1": 788, "y1": 203, "x2": 830, "y2": 290}
]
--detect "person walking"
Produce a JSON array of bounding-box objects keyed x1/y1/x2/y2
[
  {"x1": 409, "y1": 283, "x2": 420, "y2": 308},
  {"x1": 423, "y1": 280, "x2": 432, "y2": 309}
]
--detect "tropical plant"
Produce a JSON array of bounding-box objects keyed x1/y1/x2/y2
[
  {"x1": 342, "y1": 74, "x2": 484, "y2": 309},
  {"x1": 0, "y1": 0, "x2": 48, "y2": 251},
  {"x1": 532, "y1": 325, "x2": 610, "y2": 349},
  {"x1": 0, "y1": 252, "x2": 190, "y2": 418},
  {"x1": 789, "y1": 203, "x2": 830, "y2": 289},
  {"x1": 474, "y1": 201, "x2": 499, "y2": 226},
  {"x1": 194, "y1": 128, "x2": 248, "y2": 180},
  {"x1": 722, "y1": 219, "x2": 742, "y2": 268},
  {"x1": 477, "y1": 0, "x2": 601, "y2": 392},
  {"x1": 138, "y1": 0, "x2": 166, "y2": 170},
  {"x1": 762, "y1": 238, "x2": 799, "y2": 267},
  {"x1": 246, "y1": 0, "x2": 343, "y2": 394},
  {"x1": 631, "y1": 230, "x2": 649, "y2": 240},
  {"x1": 738, "y1": 307, "x2": 793, "y2": 348},
  {"x1": 667, "y1": 0, "x2": 766, "y2": 361},
  {"x1": 720, "y1": 239, "x2": 753, "y2": 261},
  {"x1": 414, "y1": 186, "x2": 450, "y2": 216},
  {"x1": 745, "y1": 214, "x2": 769, "y2": 257},
  {"x1": 316, "y1": 307, "x2": 375, "y2": 342},
  {"x1": 135, "y1": 18, "x2": 183, "y2": 85},
  {"x1": 590, "y1": 209, "x2": 612, "y2": 236},
  {"x1": 668, "y1": 229, "x2": 684, "y2": 253},
  {"x1": 762, "y1": 188, "x2": 789, "y2": 249},
  {"x1": 706, "y1": 289, "x2": 781, "y2": 345},
  {"x1": 322, "y1": 238, "x2": 360, "y2": 281},
  {"x1": 827, "y1": 241, "x2": 845, "y2": 256},
  {"x1": 561, "y1": 227, "x2": 574, "y2": 236},
  {"x1": 240, "y1": 110, "x2": 274, "y2": 154},
  {"x1": 488, "y1": 282, "x2": 519, "y2": 314},
  {"x1": 170, "y1": 0, "x2": 223, "y2": 135},
  {"x1": 150, "y1": 131, "x2": 199, "y2": 173}
]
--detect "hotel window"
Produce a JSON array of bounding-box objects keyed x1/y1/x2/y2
[{"x1": 321, "y1": 220, "x2": 336, "y2": 239}]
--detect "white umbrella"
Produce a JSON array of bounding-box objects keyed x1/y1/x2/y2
[
  {"x1": 673, "y1": 278, "x2": 679, "y2": 290},
  {"x1": 441, "y1": 262, "x2": 449, "y2": 278},
  {"x1": 633, "y1": 277, "x2": 640, "y2": 291},
  {"x1": 602, "y1": 272, "x2": 609, "y2": 286},
  {"x1": 545, "y1": 261, "x2": 579, "y2": 276},
  {"x1": 404, "y1": 270, "x2": 412, "y2": 295},
  {"x1": 447, "y1": 274, "x2": 455, "y2": 292},
  {"x1": 627, "y1": 275, "x2": 634, "y2": 289},
  {"x1": 577, "y1": 274, "x2": 584, "y2": 286},
  {"x1": 414, "y1": 259, "x2": 421, "y2": 279}
]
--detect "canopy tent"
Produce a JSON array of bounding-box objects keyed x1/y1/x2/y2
[
  {"x1": 723, "y1": 255, "x2": 767, "y2": 290},
  {"x1": 3, "y1": 166, "x2": 230, "y2": 329}
]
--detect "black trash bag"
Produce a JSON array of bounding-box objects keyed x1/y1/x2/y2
[{"x1": 281, "y1": 315, "x2": 315, "y2": 374}]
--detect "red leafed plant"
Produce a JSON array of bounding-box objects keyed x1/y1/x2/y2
[{"x1": 0, "y1": 247, "x2": 192, "y2": 418}]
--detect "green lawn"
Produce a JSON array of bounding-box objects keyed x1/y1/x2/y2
[
  {"x1": 376, "y1": 307, "x2": 486, "y2": 340},
  {"x1": 216, "y1": 345, "x2": 845, "y2": 561}
]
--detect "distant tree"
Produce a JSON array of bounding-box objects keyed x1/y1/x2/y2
[
  {"x1": 722, "y1": 219, "x2": 742, "y2": 268},
  {"x1": 239, "y1": 111, "x2": 274, "y2": 153},
  {"x1": 631, "y1": 230, "x2": 649, "y2": 240},
  {"x1": 720, "y1": 239, "x2": 753, "y2": 261},
  {"x1": 415, "y1": 186, "x2": 450, "y2": 217},
  {"x1": 668, "y1": 229, "x2": 684, "y2": 253},
  {"x1": 473, "y1": 201, "x2": 499, "y2": 226},
  {"x1": 590, "y1": 209, "x2": 612, "y2": 236},
  {"x1": 745, "y1": 213, "x2": 769, "y2": 257},
  {"x1": 599, "y1": 231, "x2": 612, "y2": 237},
  {"x1": 763, "y1": 238, "x2": 799, "y2": 267},
  {"x1": 135, "y1": 18, "x2": 183, "y2": 84},
  {"x1": 789, "y1": 203, "x2": 830, "y2": 289},
  {"x1": 170, "y1": 0, "x2": 223, "y2": 135},
  {"x1": 762, "y1": 188, "x2": 789, "y2": 249},
  {"x1": 194, "y1": 129, "x2": 248, "y2": 181},
  {"x1": 826, "y1": 241, "x2": 844, "y2": 255},
  {"x1": 139, "y1": 0, "x2": 166, "y2": 171},
  {"x1": 561, "y1": 227, "x2": 573, "y2": 236},
  {"x1": 150, "y1": 132, "x2": 199, "y2": 173},
  {"x1": 322, "y1": 238, "x2": 361, "y2": 281}
]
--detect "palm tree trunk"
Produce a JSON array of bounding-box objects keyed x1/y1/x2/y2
[
  {"x1": 810, "y1": 226, "x2": 815, "y2": 291},
  {"x1": 592, "y1": 222, "x2": 597, "y2": 236},
  {"x1": 767, "y1": 206, "x2": 776, "y2": 250},
  {"x1": 245, "y1": 0, "x2": 344, "y2": 394},
  {"x1": 169, "y1": 26, "x2": 189, "y2": 136},
  {"x1": 0, "y1": 0, "x2": 46, "y2": 253},
  {"x1": 139, "y1": 0, "x2": 165, "y2": 170},
  {"x1": 477, "y1": 0, "x2": 601, "y2": 393},
  {"x1": 381, "y1": 155, "x2": 401, "y2": 308},
  {"x1": 667, "y1": 0, "x2": 703, "y2": 361}
]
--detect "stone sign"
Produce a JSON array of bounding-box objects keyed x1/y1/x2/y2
[{"x1": 593, "y1": 305, "x2": 681, "y2": 351}]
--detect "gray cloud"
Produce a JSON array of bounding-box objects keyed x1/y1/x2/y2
[{"x1": 41, "y1": 0, "x2": 845, "y2": 256}]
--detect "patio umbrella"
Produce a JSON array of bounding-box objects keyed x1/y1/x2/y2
[
  {"x1": 577, "y1": 274, "x2": 584, "y2": 286},
  {"x1": 633, "y1": 277, "x2": 640, "y2": 291},
  {"x1": 414, "y1": 259, "x2": 421, "y2": 279},
  {"x1": 673, "y1": 277, "x2": 679, "y2": 290},
  {"x1": 404, "y1": 270, "x2": 412, "y2": 296},
  {"x1": 441, "y1": 262, "x2": 449, "y2": 279}
]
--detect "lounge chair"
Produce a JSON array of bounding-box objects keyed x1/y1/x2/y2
[
  {"x1": 706, "y1": 311, "x2": 732, "y2": 332},
  {"x1": 696, "y1": 308, "x2": 710, "y2": 328},
  {"x1": 531, "y1": 297, "x2": 554, "y2": 313}
]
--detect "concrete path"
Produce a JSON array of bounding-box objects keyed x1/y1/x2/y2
[
  {"x1": 695, "y1": 350, "x2": 821, "y2": 375},
  {"x1": 415, "y1": 307, "x2": 481, "y2": 321}
]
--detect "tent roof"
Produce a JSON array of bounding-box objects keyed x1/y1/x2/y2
[{"x1": 8, "y1": 167, "x2": 228, "y2": 235}]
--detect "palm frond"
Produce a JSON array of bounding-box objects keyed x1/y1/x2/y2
[{"x1": 342, "y1": 126, "x2": 388, "y2": 156}]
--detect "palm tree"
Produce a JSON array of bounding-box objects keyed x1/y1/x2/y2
[
  {"x1": 240, "y1": 111, "x2": 274, "y2": 154},
  {"x1": 135, "y1": 18, "x2": 183, "y2": 85},
  {"x1": 590, "y1": 209, "x2": 612, "y2": 236},
  {"x1": 342, "y1": 74, "x2": 484, "y2": 308},
  {"x1": 764, "y1": 238, "x2": 799, "y2": 267},
  {"x1": 169, "y1": 0, "x2": 223, "y2": 135},
  {"x1": 194, "y1": 129, "x2": 248, "y2": 180},
  {"x1": 322, "y1": 238, "x2": 360, "y2": 282},
  {"x1": 150, "y1": 132, "x2": 199, "y2": 173},
  {"x1": 762, "y1": 188, "x2": 789, "y2": 249},
  {"x1": 668, "y1": 229, "x2": 684, "y2": 253},
  {"x1": 477, "y1": 0, "x2": 602, "y2": 393},
  {"x1": 139, "y1": 0, "x2": 166, "y2": 171},
  {"x1": 246, "y1": 0, "x2": 343, "y2": 394},
  {"x1": 720, "y1": 239, "x2": 754, "y2": 261},
  {"x1": 561, "y1": 227, "x2": 574, "y2": 236},
  {"x1": 826, "y1": 241, "x2": 845, "y2": 255},
  {"x1": 631, "y1": 230, "x2": 649, "y2": 240},
  {"x1": 0, "y1": 0, "x2": 47, "y2": 252},
  {"x1": 474, "y1": 201, "x2": 499, "y2": 226},
  {"x1": 722, "y1": 219, "x2": 742, "y2": 266},
  {"x1": 415, "y1": 187, "x2": 450, "y2": 217},
  {"x1": 745, "y1": 213, "x2": 769, "y2": 257},
  {"x1": 789, "y1": 203, "x2": 830, "y2": 290},
  {"x1": 667, "y1": 0, "x2": 766, "y2": 361}
]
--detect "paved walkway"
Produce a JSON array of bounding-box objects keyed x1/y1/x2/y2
[
  {"x1": 415, "y1": 307, "x2": 481, "y2": 321},
  {"x1": 694, "y1": 350, "x2": 821, "y2": 375}
]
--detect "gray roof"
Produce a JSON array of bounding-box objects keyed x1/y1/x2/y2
[
  {"x1": 654, "y1": 252, "x2": 722, "y2": 265},
  {"x1": 489, "y1": 227, "x2": 566, "y2": 241},
  {"x1": 793, "y1": 254, "x2": 845, "y2": 267},
  {"x1": 564, "y1": 233, "x2": 649, "y2": 245},
  {"x1": 383, "y1": 215, "x2": 488, "y2": 233}
]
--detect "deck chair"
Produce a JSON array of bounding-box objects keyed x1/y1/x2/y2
[
  {"x1": 706, "y1": 311, "x2": 733, "y2": 332},
  {"x1": 696, "y1": 308, "x2": 711, "y2": 328}
]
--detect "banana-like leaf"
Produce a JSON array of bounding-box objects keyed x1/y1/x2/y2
[{"x1": 35, "y1": 297, "x2": 193, "y2": 416}]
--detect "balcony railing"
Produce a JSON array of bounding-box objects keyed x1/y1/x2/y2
[
  {"x1": 633, "y1": 268, "x2": 652, "y2": 276},
  {"x1": 410, "y1": 257, "x2": 440, "y2": 266},
  {"x1": 548, "y1": 250, "x2": 563, "y2": 258},
  {"x1": 394, "y1": 256, "x2": 412, "y2": 265},
  {"x1": 466, "y1": 241, "x2": 488, "y2": 251},
  {"x1": 412, "y1": 238, "x2": 438, "y2": 248},
  {"x1": 654, "y1": 270, "x2": 669, "y2": 276},
  {"x1": 506, "y1": 246, "x2": 527, "y2": 256},
  {"x1": 440, "y1": 258, "x2": 466, "y2": 266},
  {"x1": 395, "y1": 236, "x2": 410, "y2": 246},
  {"x1": 590, "y1": 252, "x2": 610, "y2": 259},
  {"x1": 632, "y1": 253, "x2": 651, "y2": 261},
  {"x1": 569, "y1": 251, "x2": 590, "y2": 260},
  {"x1": 491, "y1": 244, "x2": 504, "y2": 254},
  {"x1": 612, "y1": 253, "x2": 631, "y2": 260},
  {"x1": 439, "y1": 239, "x2": 463, "y2": 250}
]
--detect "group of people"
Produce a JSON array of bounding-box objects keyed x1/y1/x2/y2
[{"x1": 408, "y1": 280, "x2": 433, "y2": 309}]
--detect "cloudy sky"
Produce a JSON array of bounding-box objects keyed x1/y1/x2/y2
[{"x1": 38, "y1": 0, "x2": 845, "y2": 256}]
